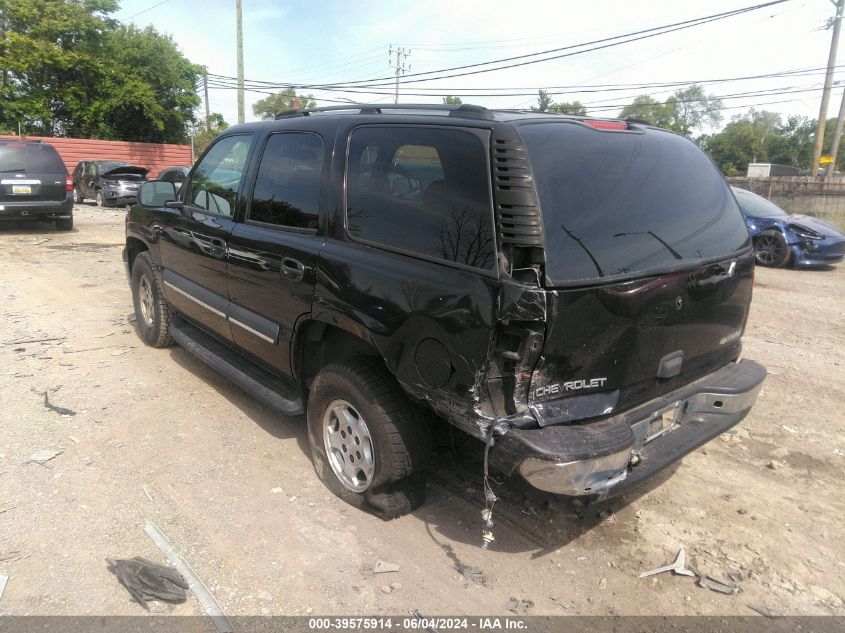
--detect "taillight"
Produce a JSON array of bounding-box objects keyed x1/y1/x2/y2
[
  {"x1": 582, "y1": 120, "x2": 628, "y2": 130},
  {"x1": 65, "y1": 177, "x2": 73, "y2": 191}
]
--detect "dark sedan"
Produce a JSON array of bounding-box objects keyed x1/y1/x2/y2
[{"x1": 732, "y1": 187, "x2": 845, "y2": 268}]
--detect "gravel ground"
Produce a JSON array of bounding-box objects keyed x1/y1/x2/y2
[{"x1": 0, "y1": 204, "x2": 843, "y2": 617}]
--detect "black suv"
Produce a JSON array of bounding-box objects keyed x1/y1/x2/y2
[
  {"x1": 124, "y1": 104, "x2": 766, "y2": 518},
  {"x1": 0, "y1": 140, "x2": 74, "y2": 230}
]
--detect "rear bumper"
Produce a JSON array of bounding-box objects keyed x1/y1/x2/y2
[
  {"x1": 0, "y1": 197, "x2": 73, "y2": 220},
  {"x1": 489, "y1": 359, "x2": 766, "y2": 497}
]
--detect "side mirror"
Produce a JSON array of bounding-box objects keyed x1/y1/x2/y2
[{"x1": 139, "y1": 180, "x2": 178, "y2": 207}]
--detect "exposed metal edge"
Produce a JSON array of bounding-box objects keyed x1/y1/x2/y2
[
  {"x1": 143, "y1": 521, "x2": 234, "y2": 633},
  {"x1": 229, "y1": 316, "x2": 276, "y2": 344},
  {"x1": 164, "y1": 281, "x2": 226, "y2": 318},
  {"x1": 0, "y1": 572, "x2": 8, "y2": 602}
]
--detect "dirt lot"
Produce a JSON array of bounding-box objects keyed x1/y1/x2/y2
[{"x1": 0, "y1": 204, "x2": 843, "y2": 618}]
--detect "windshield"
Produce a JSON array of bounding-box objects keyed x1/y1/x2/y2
[
  {"x1": 518, "y1": 122, "x2": 750, "y2": 285},
  {"x1": 732, "y1": 187, "x2": 788, "y2": 219},
  {"x1": 0, "y1": 143, "x2": 66, "y2": 173}
]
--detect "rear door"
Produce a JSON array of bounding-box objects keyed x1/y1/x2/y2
[
  {"x1": 516, "y1": 120, "x2": 754, "y2": 417},
  {"x1": 0, "y1": 142, "x2": 67, "y2": 204},
  {"x1": 226, "y1": 131, "x2": 325, "y2": 378},
  {"x1": 157, "y1": 134, "x2": 254, "y2": 341}
]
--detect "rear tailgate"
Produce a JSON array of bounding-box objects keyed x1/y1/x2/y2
[
  {"x1": 0, "y1": 143, "x2": 68, "y2": 203},
  {"x1": 517, "y1": 120, "x2": 754, "y2": 421}
]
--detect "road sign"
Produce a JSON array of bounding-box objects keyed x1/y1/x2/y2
[{"x1": 820, "y1": 155, "x2": 835, "y2": 165}]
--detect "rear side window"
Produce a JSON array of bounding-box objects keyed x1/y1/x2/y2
[
  {"x1": 184, "y1": 134, "x2": 252, "y2": 217},
  {"x1": 249, "y1": 132, "x2": 323, "y2": 230},
  {"x1": 518, "y1": 122, "x2": 750, "y2": 285},
  {"x1": 732, "y1": 188, "x2": 788, "y2": 218},
  {"x1": 0, "y1": 143, "x2": 66, "y2": 173},
  {"x1": 346, "y1": 126, "x2": 495, "y2": 271}
]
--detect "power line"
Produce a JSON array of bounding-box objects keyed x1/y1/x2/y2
[
  {"x1": 204, "y1": 1, "x2": 790, "y2": 91},
  {"x1": 125, "y1": 0, "x2": 171, "y2": 20}
]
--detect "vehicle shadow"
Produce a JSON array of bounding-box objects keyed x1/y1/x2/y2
[
  {"x1": 164, "y1": 339, "x2": 682, "y2": 557},
  {"x1": 0, "y1": 219, "x2": 79, "y2": 234},
  {"x1": 418, "y1": 424, "x2": 680, "y2": 557}
]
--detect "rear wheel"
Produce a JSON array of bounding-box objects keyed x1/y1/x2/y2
[
  {"x1": 95, "y1": 189, "x2": 106, "y2": 207},
  {"x1": 307, "y1": 358, "x2": 431, "y2": 518},
  {"x1": 56, "y1": 216, "x2": 73, "y2": 231},
  {"x1": 753, "y1": 231, "x2": 790, "y2": 267},
  {"x1": 74, "y1": 188, "x2": 84, "y2": 204},
  {"x1": 130, "y1": 251, "x2": 173, "y2": 347}
]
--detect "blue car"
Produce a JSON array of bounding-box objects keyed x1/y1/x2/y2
[{"x1": 732, "y1": 187, "x2": 845, "y2": 268}]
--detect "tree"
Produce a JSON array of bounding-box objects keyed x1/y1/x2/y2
[
  {"x1": 192, "y1": 113, "x2": 228, "y2": 156},
  {"x1": 251, "y1": 88, "x2": 316, "y2": 119},
  {"x1": 666, "y1": 84, "x2": 723, "y2": 136},
  {"x1": 0, "y1": 0, "x2": 200, "y2": 143},
  {"x1": 619, "y1": 95, "x2": 676, "y2": 127},
  {"x1": 442, "y1": 96, "x2": 462, "y2": 105},
  {"x1": 531, "y1": 89, "x2": 554, "y2": 112},
  {"x1": 549, "y1": 101, "x2": 587, "y2": 115}
]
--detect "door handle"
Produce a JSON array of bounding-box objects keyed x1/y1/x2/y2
[{"x1": 281, "y1": 257, "x2": 306, "y2": 282}]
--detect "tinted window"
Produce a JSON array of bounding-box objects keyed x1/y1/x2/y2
[
  {"x1": 97, "y1": 161, "x2": 127, "y2": 175},
  {"x1": 519, "y1": 122, "x2": 750, "y2": 285},
  {"x1": 0, "y1": 143, "x2": 66, "y2": 173},
  {"x1": 184, "y1": 135, "x2": 252, "y2": 217},
  {"x1": 346, "y1": 126, "x2": 495, "y2": 270},
  {"x1": 732, "y1": 188, "x2": 788, "y2": 219},
  {"x1": 249, "y1": 133, "x2": 323, "y2": 230},
  {"x1": 159, "y1": 170, "x2": 176, "y2": 182}
]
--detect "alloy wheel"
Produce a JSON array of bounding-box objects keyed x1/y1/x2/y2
[
  {"x1": 322, "y1": 399, "x2": 375, "y2": 492},
  {"x1": 755, "y1": 234, "x2": 785, "y2": 266}
]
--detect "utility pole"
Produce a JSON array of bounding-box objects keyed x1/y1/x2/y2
[
  {"x1": 203, "y1": 66, "x2": 210, "y2": 132},
  {"x1": 236, "y1": 0, "x2": 245, "y2": 124},
  {"x1": 811, "y1": 0, "x2": 844, "y2": 178},
  {"x1": 388, "y1": 45, "x2": 410, "y2": 104},
  {"x1": 825, "y1": 87, "x2": 845, "y2": 180}
]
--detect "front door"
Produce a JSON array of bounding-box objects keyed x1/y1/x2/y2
[
  {"x1": 158, "y1": 133, "x2": 254, "y2": 341},
  {"x1": 226, "y1": 131, "x2": 325, "y2": 378}
]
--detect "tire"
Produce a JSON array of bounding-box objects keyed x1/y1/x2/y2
[
  {"x1": 130, "y1": 251, "x2": 173, "y2": 348},
  {"x1": 753, "y1": 231, "x2": 790, "y2": 267},
  {"x1": 307, "y1": 357, "x2": 431, "y2": 518},
  {"x1": 56, "y1": 216, "x2": 73, "y2": 231},
  {"x1": 95, "y1": 189, "x2": 106, "y2": 207},
  {"x1": 74, "y1": 188, "x2": 84, "y2": 204}
]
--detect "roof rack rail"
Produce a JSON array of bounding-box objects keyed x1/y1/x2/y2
[{"x1": 274, "y1": 103, "x2": 492, "y2": 120}]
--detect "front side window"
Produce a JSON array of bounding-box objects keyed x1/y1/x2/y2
[
  {"x1": 184, "y1": 135, "x2": 252, "y2": 217},
  {"x1": 248, "y1": 132, "x2": 323, "y2": 230},
  {"x1": 346, "y1": 126, "x2": 495, "y2": 270}
]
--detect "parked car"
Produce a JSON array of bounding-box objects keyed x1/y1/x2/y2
[
  {"x1": 72, "y1": 160, "x2": 149, "y2": 207},
  {"x1": 156, "y1": 166, "x2": 191, "y2": 192},
  {"x1": 124, "y1": 104, "x2": 766, "y2": 518},
  {"x1": 732, "y1": 187, "x2": 845, "y2": 267},
  {"x1": 0, "y1": 139, "x2": 74, "y2": 230}
]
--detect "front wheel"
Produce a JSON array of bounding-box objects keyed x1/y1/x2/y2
[
  {"x1": 753, "y1": 231, "x2": 790, "y2": 267},
  {"x1": 130, "y1": 252, "x2": 173, "y2": 347},
  {"x1": 307, "y1": 358, "x2": 431, "y2": 518}
]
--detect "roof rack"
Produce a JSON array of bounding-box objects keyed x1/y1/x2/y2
[{"x1": 274, "y1": 103, "x2": 492, "y2": 120}]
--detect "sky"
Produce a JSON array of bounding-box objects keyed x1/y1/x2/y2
[{"x1": 113, "y1": 0, "x2": 838, "y2": 131}]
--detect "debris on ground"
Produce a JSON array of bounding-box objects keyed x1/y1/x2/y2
[
  {"x1": 106, "y1": 556, "x2": 188, "y2": 609},
  {"x1": 698, "y1": 574, "x2": 741, "y2": 595},
  {"x1": 144, "y1": 522, "x2": 234, "y2": 633},
  {"x1": 270, "y1": 487, "x2": 283, "y2": 494},
  {"x1": 390, "y1": 582, "x2": 402, "y2": 592},
  {"x1": 506, "y1": 597, "x2": 535, "y2": 614},
  {"x1": 598, "y1": 509, "x2": 616, "y2": 526},
  {"x1": 39, "y1": 390, "x2": 76, "y2": 416},
  {"x1": 27, "y1": 449, "x2": 62, "y2": 465},
  {"x1": 0, "y1": 572, "x2": 7, "y2": 602},
  {"x1": 373, "y1": 560, "x2": 400, "y2": 574},
  {"x1": 380, "y1": 585, "x2": 392, "y2": 594},
  {"x1": 454, "y1": 561, "x2": 486, "y2": 585},
  {"x1": 639, "y1": 548, "x2": 696, "y2": 578},
  {"x1": 143, "y1": 485, "x2": 154, "y2": 501},
  {"x1": 747, "y1": 603, "x2": 781, "y2": 617},
  {"x1": 411, "y1": 609, "x2": 439, "y2": 633}
]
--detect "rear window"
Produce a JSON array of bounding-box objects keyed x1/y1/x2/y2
[
  {"x1": 0, "y1": 143, "x2": 66, "y2": 174},
  {"x1": 732, "y1": 187, "x2": 788, "y2": 218},
  {"x1": 518, "y1": 122, "x2": 750, "y2": 285}
]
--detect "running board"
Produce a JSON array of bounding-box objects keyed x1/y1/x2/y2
[{"x1": 170, "y1": 315, "x2": 305, "y2": 416}]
